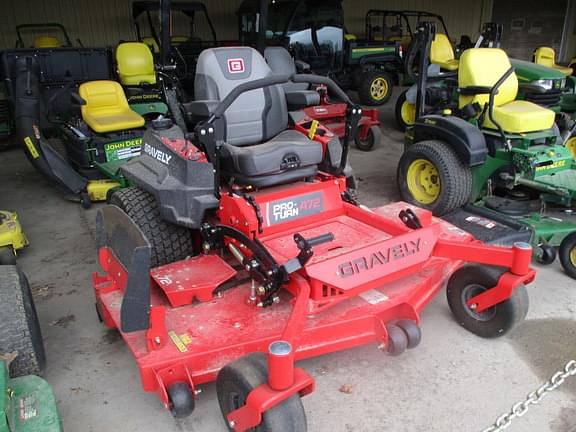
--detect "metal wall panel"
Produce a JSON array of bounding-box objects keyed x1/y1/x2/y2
[{"x1": 0, "y1": 0, "x2": 493, "y2": 49}]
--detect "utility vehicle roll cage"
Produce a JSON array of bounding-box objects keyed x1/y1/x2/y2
[
  {"x1": 15, "y1": 23, "x2": 75, "y2": 48},
  {"x1": 365, "y1": 10, "x2": 450, "y2": 42}
]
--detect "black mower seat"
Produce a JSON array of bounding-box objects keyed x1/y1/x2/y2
[
  {"x1": 192, "y1": 47, "x2": 323, "y2": 187},
  {"x1": 221, "y1": 130, "x2": 322, "y2": 187},
  {"x1": 264, "y1": 47, "x2": 320, "y2": 109}
]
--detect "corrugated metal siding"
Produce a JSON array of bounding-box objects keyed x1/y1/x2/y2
[{"x1": 0, "y1": 0, "x2": 492, "y2": 49}]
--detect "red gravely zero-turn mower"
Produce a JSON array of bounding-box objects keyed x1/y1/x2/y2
[{"x1": 93, "y1": 46, "x2": 536, "y2": 431}]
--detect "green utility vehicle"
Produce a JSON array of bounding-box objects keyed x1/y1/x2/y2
[
  {"x1": 397, "y1": 22, "x2": 576, "y2": 279},
  {"x1": 237, "y1": 0, "x2": 403, "y2": 105}
]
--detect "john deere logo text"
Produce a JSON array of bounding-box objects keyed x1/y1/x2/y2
[
  {"x1": 144, "y1": 143, "x2": 172, "y2": 165},
  {"x1": 267, "y1": 192, "x2": 324, "y2": 225},
  {"x1": 535, "y1": 160, "x2": 566, "y2": 171},
  {"x1": 338, "y1": 239, "x2": 421, "y2": 278}
]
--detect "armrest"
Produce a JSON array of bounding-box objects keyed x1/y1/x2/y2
[
  {"x1": 517, "y1": 83, "x2": 548, "y2": 94},
  {"x1": 183, "y1": 100, "x2": 220, "y2": 118},
  {"x1": 294, "y1": 60, "x2": 311, "y2": 73},
  {"x1": 459, "y1": 86, "x2": 496, "y2": 96},
  {"x1": 70, "y1": 92, "x2": 86, "y2": 106}
]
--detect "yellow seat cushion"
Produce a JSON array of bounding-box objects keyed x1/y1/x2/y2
[
  {"x1": 485, "y1": 100, "x2": 555, "y2": 133},
  {"x1": 34, "y1": 36, "x2": 60, "y2": 48},
  {"x1": 116, "y1": 42, "x2": 156, "y2": 86},
  {"x1": 459, "y1": 48, "x2": 555, "y2": 133},
  {"x1": 431, "y1": 33, "x2": 458, "y2": 70},
  {"x1": 79, "y1": 81, "x2": 145, "y2": 133},
  {"x1": 534, "y1": 47, "x2": 572, "y2": 76}
]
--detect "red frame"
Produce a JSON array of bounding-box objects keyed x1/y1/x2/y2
[{"x1": 93, "y1": 175, "x2": 535, "y2": 431}]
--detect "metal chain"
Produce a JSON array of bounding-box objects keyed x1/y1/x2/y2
[{"x1": 481, "y1": 359, "x2": 576, "y2": 432}]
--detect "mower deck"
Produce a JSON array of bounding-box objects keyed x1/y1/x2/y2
[{"x1": 96, "y1": 203, "x2": 471, "y2": 395}]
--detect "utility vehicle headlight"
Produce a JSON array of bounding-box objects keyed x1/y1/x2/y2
[{"x1": 531, "y1": 79, "x2": 554, "y2": 90}]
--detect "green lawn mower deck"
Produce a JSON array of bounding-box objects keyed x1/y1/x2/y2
[{"x1": 1, "y1": 361, "x2": 62, "y2": 432}]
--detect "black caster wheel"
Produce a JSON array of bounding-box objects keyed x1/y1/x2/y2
[
  {"x1": 396, "y1": 320, "x2": 422, "y2": 349},
  {"x1": 80, "y1": 192, "x2": 92, "y2": 209},
  {"x1": 168, "y1": 382, "x2": 195, "y2": 418},
  {"x1": 354, "y1": 125, "x2": 381, "y2": 151},
  {"x1": 447, "y1": 265, "x2": 529, "y2": 338},
  {"x1": 385, "y1": 324, "x2": 408, "y2": 356},
  {"x1": 536, "y1": 243, "x2": 557, "y2": 265},
  {"x1": 559, "y1": 232, "x2": 576, "y2": 280},
  {"x1": 217, "y1": 353, "x2": 307, "y2": 431}
]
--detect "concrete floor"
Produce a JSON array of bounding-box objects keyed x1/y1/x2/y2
[{"x1": 1, "y1": 95, "x2": 576, "y2": 432}]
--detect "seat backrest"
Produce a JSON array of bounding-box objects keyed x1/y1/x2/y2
[
  {"x1": 79, "y1": 80, "x2": 130, "y2": 117},
  {"x1": 263, "y1": 47, "x2": 309, "y2": 93},
  {"x1": 458, "y1": 48, "x2": 518, "y2": 109},
  {"x1": 116, "y1": 42, "x2": 156, "y2": 86},
  {"x1": 195, "y1": 47, "x2": 288, "y2": 147},
  {"x1": 33, "y1": 35, "x2": 60, "y2": 49},
  {"x1": 430, "y1": 33, "x2": 455, "y2": 64},
  {"x1": 142, "y1": 37, "x2": 159, "y2": 54},
  {"x1": 534, "y1": 46, "x2": 556, "y2": 68}
]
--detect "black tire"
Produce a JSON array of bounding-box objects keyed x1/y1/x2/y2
[
  {"x1": 0, "y1": 266, "x2": 46, "y2": 377},
  {"x1": 397, "y1": 140, "x2": 473, "y2": 216},
  {"x1": 559, "y1": 232, "x2": 576, "y2": 280},
  {"x1": 394, "y1": 89, "x2": 415, "y2": 132},
  {"x1": 446, "y1": 265, "x2": 529, "y2": 338},
  {"x1": 358, "y1": 71, "x2": 394, "y2": 106},
  {"x1": 354, "y1": 125, "x2": 381, "y2": 151},
  {"x1": 110, "y1": 187, "x2": 194, "y2": 267},
  {"x1": 536, "y1": 244, "x2": 557, "y2": 265},
  {"x1": 0, "y1": 246, "x2": 16, "y2": 265},
  {"x1": 396, "y1": 320, "x2": 422, "y2": 349},
  {"x1": 385, "y1": 324, "x2": 408, "y2": 356},
  {"x1": 217, "y1": 353, "x2": 307, "y2": 432},
  {"x1": 168, "y1": 382, "x2": 195, "y2": 418}
]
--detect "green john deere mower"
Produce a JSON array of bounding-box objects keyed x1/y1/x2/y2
[
  {"x1": 0, "y1": 214, "x2": 62, "y2": 431},
  {"x1": 397, "y1": 22, "x2": 576, "y2": 279}
]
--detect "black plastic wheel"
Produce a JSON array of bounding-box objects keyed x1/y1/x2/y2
[
  {"x1": 394, "y1": 89, "x2": 415, "y2": 132},
  {"x1": 358, "y1": 71, "x2": 394, "y2": 106},
  {"x1": 217, "y1": 353, "x2": 307, "y2": 432},
  {"x1": 80, "y1": 192, "x2": 92, "y2": 209},
  {"x1": 0, "y1": 246, "x2": 16, "y2": 265},
  {"x1": 167, "y1": 382, "x2": 195, "y2": 418},
  {"x1": 559, "y1": 232, "x2": 576, "y2": 280},
  {"x1": 354, "y1": 125, "x2": 381, "y2": 151},
  {"x1": 446, "y1": 265, "x2": 529, "y2": 338},
  {"x1": 396, "y1": 320, "x2": 422, "y2": 349},
  {"x1": 536, "y1": 243, "x2": 557, "y2": 265},
  {"x1": 385, "y1": 324, "x2": 408, "y2": 356},
  {"x1": 110, "y1": 187, "x2": 194, "y2": 267},
  {"x1": 0, "y1": 266, "x2": 46, "y2": 377},
  {"x1": 397, "y1": 140, "x2": 473, "y2": 216}
]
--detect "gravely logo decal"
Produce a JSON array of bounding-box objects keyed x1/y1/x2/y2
[
  {"x1": 338, "y1": 238, "x2": 421, "y2": 277},
  {"x1": 144, "y1": 143, "x2": 172, "y2": 164}
]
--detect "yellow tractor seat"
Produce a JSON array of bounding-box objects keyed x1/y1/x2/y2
[
  {"x1": 79, "y1": 81, "x2": 145, "y2": 134},
  {"x1": 116, "y1": 42, "x2": 157, "y2": 86},
  {"x1": 33, "y1": 36, "x2": 60, "y2": 48},
  {"x1": 533, "y1": 47, "x2": 573, "y2": 76},
  {"x1": 459, "y1": 48, "x2": 555, "y2": 134},
  {"x1": 171, "y1": 35, "x2": 189, "y2": 45},
  {"x1": 431, "y1": 33, "x2": 459, "y2": 71}
]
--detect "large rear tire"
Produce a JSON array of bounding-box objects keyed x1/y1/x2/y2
[
  {"x1": 397, "y1": 140, "x2": 472, "y2": 216},
  {"x1": 217, "y1": 353, "x2": 307, "y2": 431},
  {"x1": 395, "y1": 89, "x2": 416, "y2": 132},
  {"x1": 358, "y1": 71, "x2": 394, "y2": 106},
  {"x1": 110, "y1": 187, "x2": 194, "y2": 267},
  {"x1": 0, "y1": 266, "x2": 46, "y2": 377}
]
